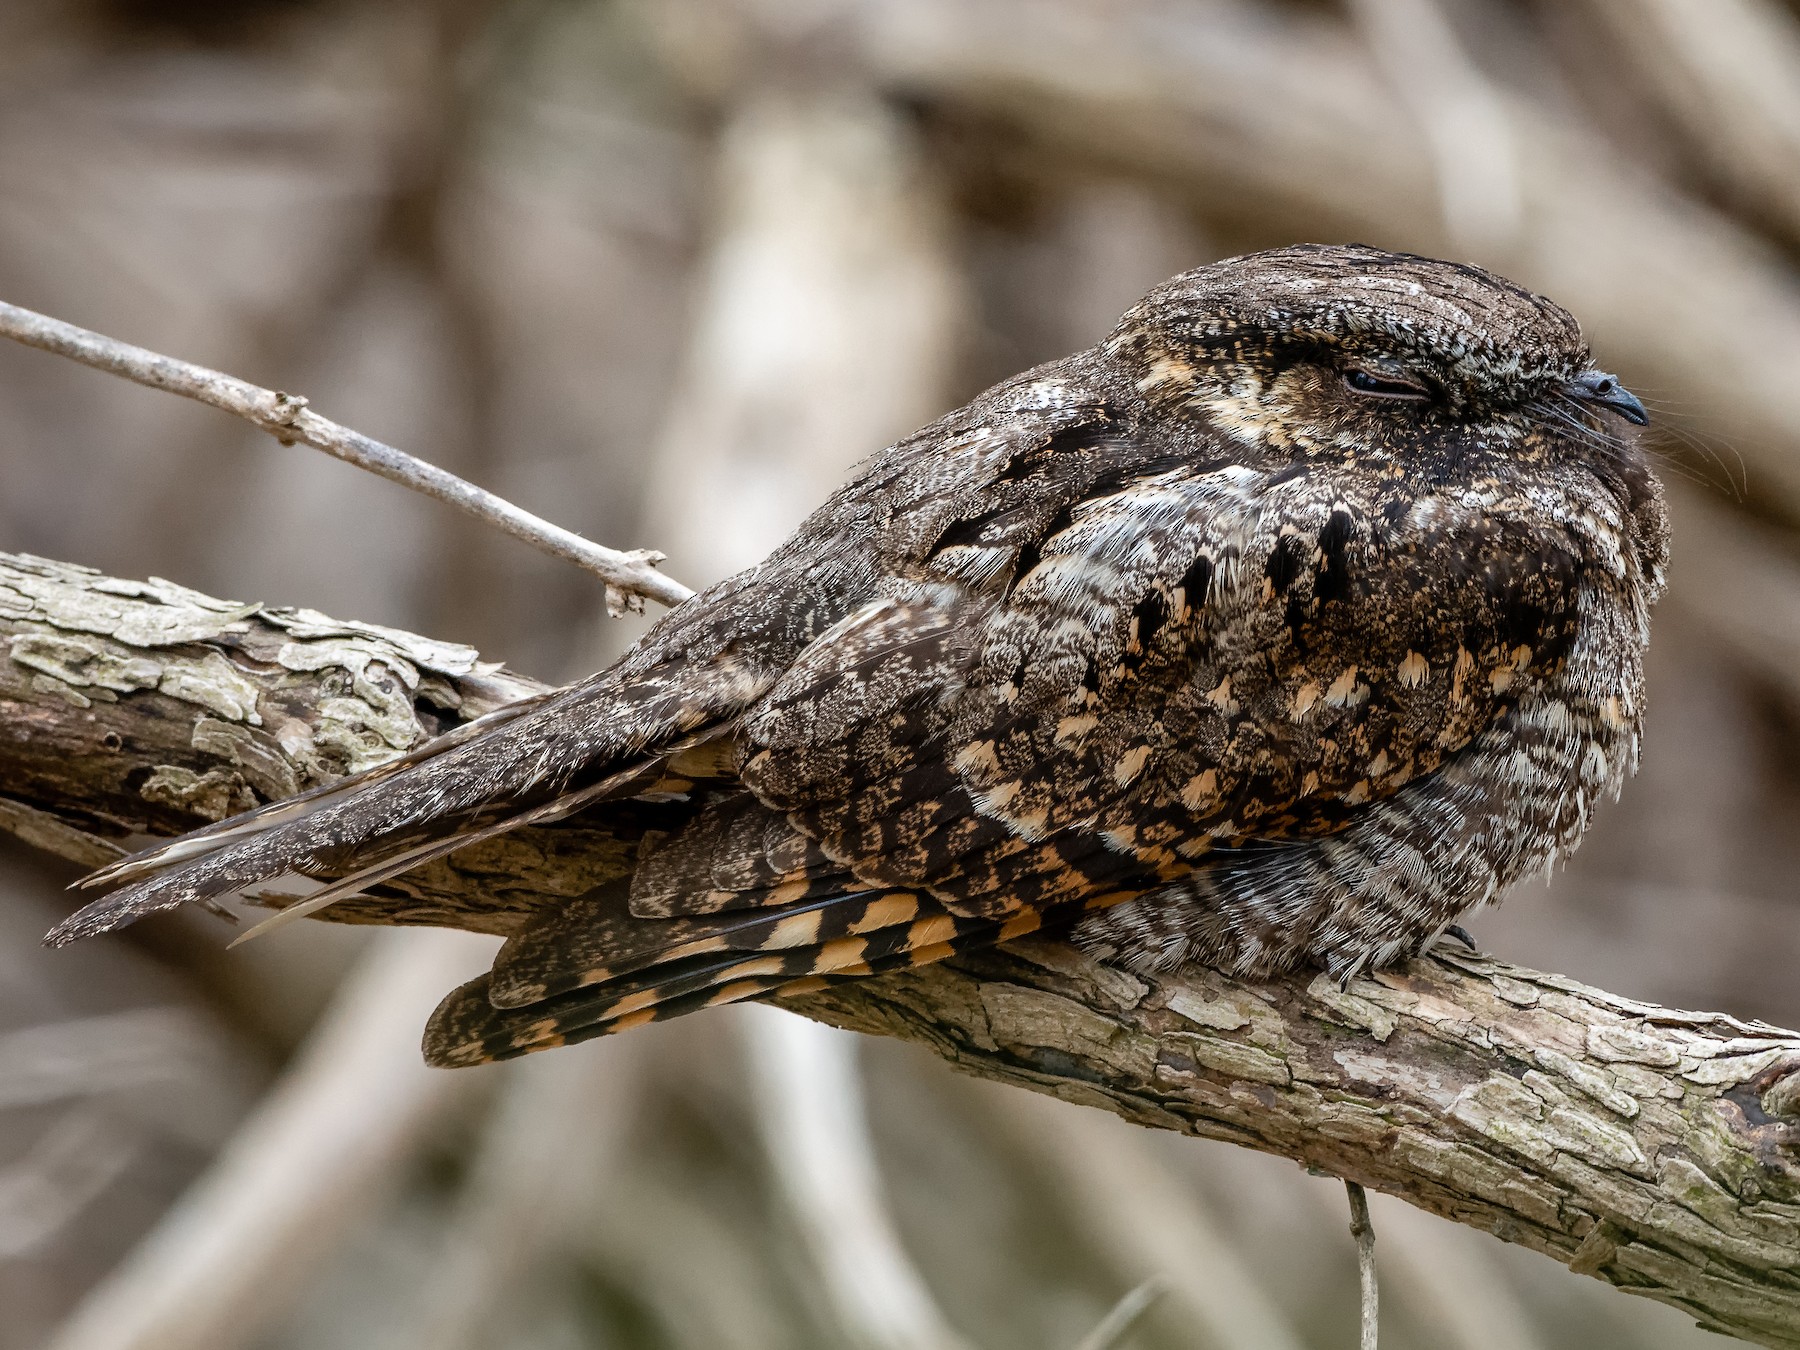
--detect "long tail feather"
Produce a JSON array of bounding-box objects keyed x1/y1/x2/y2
[
  {"x1": 487, "y1": 884, "x2": 951, "y2": 1007},
  {"x1": 424, "y1": 928, "x2": 990, "y2": 1067},
  {"x1": 77, "y1": 691, "x2": 559, "y2": 891},
  {"x1": 45, "y1": 653, "x2": 762, "y2": 947},
  {"x1": 223, "y1": 756, "x2": 673, "y2": 947}
]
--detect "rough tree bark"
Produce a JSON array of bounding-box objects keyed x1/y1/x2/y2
[{"x1": 1, "y1": 552, "x2": 1797, "y2": 1347}]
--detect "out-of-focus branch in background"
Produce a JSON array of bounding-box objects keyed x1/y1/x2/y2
[
  {"x1": 844, "y1": 0, "x2": 1800, "y2": 520},
  {"x1": 989, "y1": 1089, "x2": 1308, "y2": 1350},
  {"x1": 636, "y1": 53, "x2": 973, "y2": 1347},
  {"x1": 45, "y1": 928, "x2": 494, "y2": 1350},
  {"x1": 1566, "y1": 0, "x2": 1800, "y2": 244},
  {"x1": 8, "y1": 2, "x2": 1800, "y2": 1348}
]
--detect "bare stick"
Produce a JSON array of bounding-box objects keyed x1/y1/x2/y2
[
  {"x1": 1296, "y1": 1171, "x2": 1548, "y2": 1350},
  {"x1": 0, "y1": 299, "x2": 693, "y2": 615},
  {"x1": 1074, "y1": 1278, "x2": 1166, "y2": 1350},
  {"x1": 1346, "y1": 1182, "x2": 1379, "y2": 1350}
]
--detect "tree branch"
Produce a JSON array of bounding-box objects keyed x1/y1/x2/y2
[
  {"x1": 0, "y1": 301, "x2": 693, "y2": 615},
  {"x1": 2, "y1": 551, "x2": 1797, "y2": 1346}
]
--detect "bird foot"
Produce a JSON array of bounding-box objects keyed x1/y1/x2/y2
[{"x1": 1442, "y1": 924, "x2": 1480, "y2": 953}]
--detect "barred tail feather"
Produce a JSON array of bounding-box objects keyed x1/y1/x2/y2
[
  {"x1": 486, "y1": 882, "x2": 957, "y2": 1007},
  {"x1": 423, "y1": 917, "x2": 1011, "y2": 1067},
  {"x1": 423, "y1": 873, "x2": 1150, "y2": 1065}
]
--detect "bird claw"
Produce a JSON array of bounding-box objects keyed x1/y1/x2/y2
[{"x1": 1443, "y1": 924, "x2": 1479, "y2": 953}]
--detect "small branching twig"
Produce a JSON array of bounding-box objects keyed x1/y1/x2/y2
[
  {"x1": 0, "y1": 300, "x2": 693, "y2": 616},
  {"x1": 1346, "y1": 1181, "x2": 1379, "y2": 1350}
]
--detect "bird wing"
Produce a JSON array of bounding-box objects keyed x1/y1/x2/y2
[
  {"x1": 748, "y1": 460, "x2": 1585, "y2": 896},
  {"x1": 423, "y1": 450, "x2": 1588, "y2": 1063},
  {"x1": 45, "y1": 380, "x2": 1124, "y2": 947},
  {"x1": 43, "y1": 640, "x2": 777, "y2": 946}
]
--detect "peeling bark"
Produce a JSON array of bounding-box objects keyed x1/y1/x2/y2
[
  {"x1": 2, "y1": 551, "x2": 1797, "y2": 1346},
  {"x1": 0, "y1": 554, "x2": 626, "y2": 930},
  {"x1": 793, "y1": 948, "x2": 1800, "y2": 1345}
]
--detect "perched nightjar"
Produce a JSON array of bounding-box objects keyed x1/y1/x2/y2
[{"x1": 49, "y1": 245, "x2": 1667, "y2": 1066}]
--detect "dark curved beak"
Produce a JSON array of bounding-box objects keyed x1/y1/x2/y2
[{"x1": 1568, "y1": 370, "x2": 1649, "y2": 426}]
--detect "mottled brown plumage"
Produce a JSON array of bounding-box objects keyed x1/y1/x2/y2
[{"x1": 49, "y1": 245, "x2": 1668, "y2": 1066}]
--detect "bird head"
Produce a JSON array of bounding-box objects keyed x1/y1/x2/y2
[{"x1": 1106, "y1": 244, "x2": 1650, "y2": 479}]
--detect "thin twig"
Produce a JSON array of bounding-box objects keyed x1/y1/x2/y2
[
  {"x1": 1073, "y1": 1278, "x2": 1166, "y2": 1350},
  {"x1": 0, "y1": 299, "x2": 693, "y2": 615},
  {"x1": 1290, "y1": 1160, "x2": 1548, "y2": 1350},
  {"x1": 1346, "y1": 1181, "x2": 1379, "y2": 1350}
]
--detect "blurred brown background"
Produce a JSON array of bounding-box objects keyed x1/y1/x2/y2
[{"x1": 2, "y1": 1, "x2": 1798, "y2": 1347}]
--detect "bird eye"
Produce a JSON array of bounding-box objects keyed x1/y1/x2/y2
[{"x1": 1342, "y1": 367, "x2": 1431, "y2": 402}]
